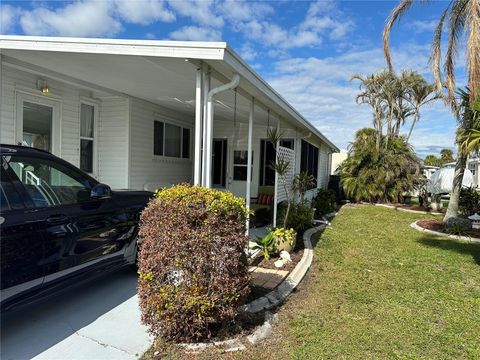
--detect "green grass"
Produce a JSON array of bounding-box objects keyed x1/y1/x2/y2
[
  {"x1": 144, "y1": 205, "x2": 480, "y2": 359},
  {"x1": 240, "y1": 205, "x2": 480, "y2": 359}
]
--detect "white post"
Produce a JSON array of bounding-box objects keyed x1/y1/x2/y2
[
  {"x1": 204, "y1": 100, "x2": 214, "y2": 188},
  {"x1": 245, "y1": 97, "x2": 254, "y2": 235},
  {"x1": 201, "y1": 68, "x2": 210, "y2": 186},
  {"x1": 273, "y1": 119, "x2": 281, "y2": 228},
  {"x1": 193, "y1": 65, "x2": 203, "y2": 186}
]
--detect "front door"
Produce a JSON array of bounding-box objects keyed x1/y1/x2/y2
[
  {"x1": 15, "y1": 93, "x2": 61, "y2": 156},
  {"x1": 212, "y1": 139, "x2": 227, "y2": 188}
]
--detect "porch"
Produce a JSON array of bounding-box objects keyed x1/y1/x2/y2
[{"x1": 0, "y1": 36, "x2": 337, "y2": 231}]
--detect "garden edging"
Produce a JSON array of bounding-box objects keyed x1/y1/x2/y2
[
  {"x1": 375, "y1": 203, "x2": 443, "y2": 215},
  {"x1": 410, "y1": 221, "x2": 480, "y2": 244}
]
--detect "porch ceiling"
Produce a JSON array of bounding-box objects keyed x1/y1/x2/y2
[{"x1": 2, "y1": 49, "x2": 277, "y2": 126}]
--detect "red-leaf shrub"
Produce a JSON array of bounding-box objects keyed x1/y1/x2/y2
[{"x1": 137, "y1": 184, "x2": 251, "y2": 342}]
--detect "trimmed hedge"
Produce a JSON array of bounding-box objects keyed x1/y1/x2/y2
[{"x1": 137, "y1": 184, "x2": 251, "y2": 342}]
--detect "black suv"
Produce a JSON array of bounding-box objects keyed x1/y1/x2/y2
[{"x1": 0, "y1": 145, "x2": 152, "y2": 310}]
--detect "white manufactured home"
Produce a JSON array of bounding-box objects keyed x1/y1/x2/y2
[{"x1": 0, "y1": 36, "x2": 338, "y2": 227}]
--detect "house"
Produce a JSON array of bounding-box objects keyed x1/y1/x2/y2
[
  {"x1": 0, "y1": 35, "x2": 339, "y2": 229},
  {"x1": 330, "y1": 149, "x2": 348, "y2": 175}
]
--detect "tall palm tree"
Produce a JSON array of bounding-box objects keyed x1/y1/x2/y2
[
  {"x1": 383, "y1": 0, "x2": 480, "y2": 221},
  {"x1": 402, "y1": 72, "x2": 439, "y2": 142},
  {"x1": 351, "y1": 73, "x2": 384, "y2": 151}
]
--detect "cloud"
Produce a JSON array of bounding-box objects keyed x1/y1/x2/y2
[
  {"x1": 169, "y1": 26, "x2": 221, "y2": 41},
  {"x1": 239, "y1": 43, "x2": 257, "y2": 62},
  {"x1": 408, "y1": 19, "x2": 438, "y2": 33},
  {"x1": 114, "y1": 0, "x2": 175, "y2": 25},
  {"x1": 19, "y1": 0, "x2": 122, "y2": 37},
  {"x1": 0, "y1": 5, "x2": 21, "y2": 34},
  {"x1": 167, "y1": 0, "x2": 223, "y2": 28},
  {"x1": 267, "y1": 43, "x2": 455, "y2": 153}
]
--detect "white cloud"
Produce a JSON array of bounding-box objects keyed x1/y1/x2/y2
[
  {"x1": 114, "y1": 0, "x2": 175, "y2": 25},
  {"x1": 167, "y1": 0, "x2": 223, "y2": 28},
  {"x1": 408, "y1": 19, "x2": 438, "y2": 33},
  {"x1": 267, "y1": 43, "x2": 455, "y2": 154},
  {"x1": 0, "y1": 5, "x2": 21, "y2": 34},
  {"x1": 169, "y1": 25, "x2": 221, "y2": 41},
  {"x1": 239, "y1": 43, "x2": 257, "y2": 62},
  {"x1": 19, "y1": 0, "x2": 122, "y2": 37}
]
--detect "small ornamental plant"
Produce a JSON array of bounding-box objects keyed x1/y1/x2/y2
[
  {"x1": 137, "y1": 184, "x2": 251, "y2": 342},
  {"x1": 273, "y1": 227, "x2": 297, "y2": 253}
]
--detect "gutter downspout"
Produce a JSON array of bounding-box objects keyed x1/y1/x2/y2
[{"x1": 204, "y1": 74, "x2": 240, "y2": 188}]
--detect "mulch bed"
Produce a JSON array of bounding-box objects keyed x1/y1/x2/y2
[{"x1": 417, "y1": 219, "x2": 480, "y2": 237}]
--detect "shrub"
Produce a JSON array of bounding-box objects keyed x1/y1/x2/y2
[
  {"x1": 272, "y1": 227, "x2": 296, "y2": 253},
  {"x1": 250, "y1": 231, "x2": 275, "y2": 260},
  {"x1": 278, "y1": 200, "x2": 314, "y2": 232},
  {"x1": 137, "y1": 184, "x2": 251, "y2": 342},
  {"x1": 459, "y1": 187, "x2": 480, "y2": 216},
  {"x1": 313, "y1": 189, "x2": 337, "y2": 217}
]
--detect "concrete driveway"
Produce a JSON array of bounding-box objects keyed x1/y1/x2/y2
[{"x1": 1, "y1": 269, "x2": 152, "y2": 360}]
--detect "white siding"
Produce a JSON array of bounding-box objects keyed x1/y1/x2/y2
[
  {"x1": 0, "y1": 64, "x2": 90, "y2": 167},
  {"x1": 128, "y1": 98, "x2": 194, "y2": 190},
  {"x1": 98, "y1": 97, "x2": 129, "y2": 188}
]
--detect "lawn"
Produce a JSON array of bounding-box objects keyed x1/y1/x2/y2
[{"x1": 145, "y1": 205, "x2": 480, "y2": 359}]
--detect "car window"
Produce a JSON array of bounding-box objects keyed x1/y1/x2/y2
[
  {"x1": 4, "y1": 155, "x2": 93, "y2": 208},
  {"x1": 0, "y1": 166, "x2": 24, "y2": 211}
]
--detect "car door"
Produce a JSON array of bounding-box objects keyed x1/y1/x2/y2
[
  {"x1": 0, "y1": 164, "x2": 45, "y2": 306},
  {"x1": 3, "y1": 153, "x2": 129, "y2": 285}
]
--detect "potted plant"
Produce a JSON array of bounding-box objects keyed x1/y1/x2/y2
[{"x1": 273, "y1": 227, "x2": 297, "y2": 253}]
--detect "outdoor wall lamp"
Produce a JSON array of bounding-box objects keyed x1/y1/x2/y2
[{"x1": 37, "y1": 79, "x2": 49, "y2": 94}]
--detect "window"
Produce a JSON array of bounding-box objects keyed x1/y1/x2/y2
[
  {"x1": 0, "y1": 165, "x2": 24, "y2": 211},
  {"x1": 260, "y1": 139, "x2": 294, "y2": 186},
  {"x1": 233, "y1": 150, "x2": 253, "y2": 181},
  {"x1": 300, "y1": 140, "x2": 319, "y2": 187},
  {"x1": 22, "y1": 102, "x2": 53, "y2": 152},
  {"x1": 469, "y1": 163, "x2": 476, "y2": 176},
  {"x1": 153, "y1": 120, "x2": 190, "y2": 159},
  {"x1": 5, "y1": 155, "x2": 92, "y2": 208},
  {"x1": 80, "y1": 103, "x2": 96, "y2": 174}
]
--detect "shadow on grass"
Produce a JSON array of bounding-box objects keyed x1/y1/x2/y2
[{"x1": 418, "y1": 236, "x2": 480, "y2": 265}]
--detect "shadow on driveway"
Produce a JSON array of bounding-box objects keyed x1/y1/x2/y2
[{"x1": 1, "y1": 268, "x2": 151, "y2": 360}]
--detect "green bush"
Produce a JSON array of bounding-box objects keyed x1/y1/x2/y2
[
  {"x1": 313, "y1": 188, "x2": 336, "y2": 217},
  {"x1": 459, "y1": 187, "x2": 480, "y2": 216},
  {"x1": 137, "y1": 184, "x2": 250, "y2": 342},
  {"x1": 278, "y1": 200, "x2": 314, "y2": 232}
]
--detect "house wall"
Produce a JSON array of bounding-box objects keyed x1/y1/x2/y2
[
  {"x1": 97, "y1": 97, "x2": 129, "y2": 188},
  {"x1": 128, "y1": 98, "x2": 194, "y2": 190},
  {"x1": 0, "y1": 63, "x2": 129, "y2": 188}
]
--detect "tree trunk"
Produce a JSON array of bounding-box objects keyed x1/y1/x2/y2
[
  {"x1": 406, "y1": 109, "x2": 419, "y2": 143},
  {"x1": 443, "y1": 145, "x2": 467, "y2": 222}
]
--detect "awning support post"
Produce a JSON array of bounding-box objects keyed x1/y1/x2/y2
[
  {"x1": 193, "y1": 64, "x2": 203, "y2": 186},
  {"x1": 273, "y1": 119, "x2": 281, "y2": 228},
  {"x1": 245, "y1": 97, "x2": 254, "y2": 235}
]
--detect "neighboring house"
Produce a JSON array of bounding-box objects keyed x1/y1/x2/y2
[
  {"x1": 330, "y1": 149, "x2": 348, "y2": 175},
  {"x1": 421, "y1": 165, "x2": 439, "y2": 180},
  {"x1": 0, "y1": 36, "x2": 339, "y2": 228},
  {"x1": 467, "y1": 157, "x2": 480, "y2": 187}
]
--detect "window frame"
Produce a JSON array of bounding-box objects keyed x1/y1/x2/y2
[
  {"x1": 79, "y1": 99, "x2": 99, "y2": 176},
  {"x1": 233, "y1": 150, "x2": 253, "y2": 181},
  {"x1": 152, "y1": 116, "x2": 191, "y2": 160},
  {"x1": 259, "y1": 138, "x2": 294, "y2": 186}
]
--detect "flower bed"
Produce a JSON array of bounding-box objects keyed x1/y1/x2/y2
[{"x1": 417, "y1": 219, "x2": 480, "y2": 238}]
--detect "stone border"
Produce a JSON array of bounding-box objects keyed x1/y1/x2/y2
[
  {"x1": 374, "y1": 203, "x2": 443, "y2": 215},
  {"x1": 410, "y1": 221, "x2": 480, "y2": 244},
  {"x1": 179, "y1": 223, "x2": 327, "y2": 352},
  {"x1": 239, "y1": 223, "x2": 324, "y2": 313}
]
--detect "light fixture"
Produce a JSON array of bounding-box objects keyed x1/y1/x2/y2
[
  {"x1": 37, "y1": 79, "x2": 49, "y2": 94},
  {"x1": 468, "y1": 213, "x2": 480, "y2": 229}
]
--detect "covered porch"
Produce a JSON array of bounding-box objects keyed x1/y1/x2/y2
[{"x1": 0, "y1": 36, "x2": 338, "y2": 232}]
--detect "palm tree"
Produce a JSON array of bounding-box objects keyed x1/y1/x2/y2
[
  {"x1": 352, "y1": 73, "x2": 384, "y2": 151},
  {"x1": 402, "y1": 72, "x2": 439, "y2": 142},
  {"x1": 383, "y1": 0, "x2": 480, "y2": 221}
]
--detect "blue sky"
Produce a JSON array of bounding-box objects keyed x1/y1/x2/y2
[{"x1": 0, "y1": 0, "x2": 464, "y2": 157}]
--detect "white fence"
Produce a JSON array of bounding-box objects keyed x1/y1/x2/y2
[{"x1": 275, "y1": 146, "x2": 296, "y2": 203}]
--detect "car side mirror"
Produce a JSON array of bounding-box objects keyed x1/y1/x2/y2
[{"x1": 90, "y1": 183, "x2": 112, "y2": 199}]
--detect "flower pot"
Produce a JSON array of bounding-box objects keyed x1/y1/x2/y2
[
  {"x1": 273, "y1": 228, "x2": 297, "y2": 253},
  {"x1": 431, "y1": 202, "x2": 442, "y2": 211}
]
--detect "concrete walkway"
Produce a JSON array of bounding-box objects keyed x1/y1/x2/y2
[{"x1": 1, "y1": 268, "x2": 152, "y2": 360}]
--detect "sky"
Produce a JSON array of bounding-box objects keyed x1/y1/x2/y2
[{"x1": 0, "y1": 0, "x2": 466, "y2": 158}]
